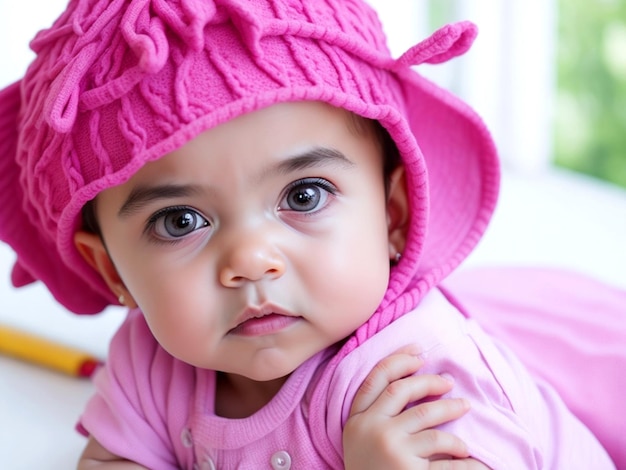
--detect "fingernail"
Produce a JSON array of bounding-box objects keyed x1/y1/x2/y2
[{"x1": 440, "y1": 373, "x2": 455, "y2": 384}]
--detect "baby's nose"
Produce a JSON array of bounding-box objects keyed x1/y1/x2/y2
[{"x1": 218, "y1": 233, "x2": 286, "y2": 287}]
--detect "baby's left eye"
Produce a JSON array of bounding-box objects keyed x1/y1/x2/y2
[{"x1": 279, "y1": 178, "x2": 336, "y2": 213}]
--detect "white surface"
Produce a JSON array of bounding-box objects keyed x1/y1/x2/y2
[
  {"x1": 1, "y1": 168, "x2": 625, "y2": 469},
  {"x1": 464, "y1": 168, "x2": 626, "y2": 288},
  {"x1": 0, "y1": 281, "x2": 125, "y2": 468}
]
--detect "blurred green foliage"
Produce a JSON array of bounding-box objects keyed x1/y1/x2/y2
[
  {"x1": 428, "y1": 0, "x2": 458, "y2": 30},
  {"x1": 556, "y1": 0, "x2": 626, "y2": 188}
]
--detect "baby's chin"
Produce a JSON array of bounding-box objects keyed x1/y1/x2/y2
[{"x1": 231, "y1": 348, "x2": 323, "y2": 383}]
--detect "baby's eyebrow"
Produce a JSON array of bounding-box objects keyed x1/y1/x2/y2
[
  {"x1": 270, "y1": 147, "x2": 355, "y2": 175},
  {"x1": 117, "y1": 148, "x2": 353, "y2": 218},
  {"x1": 118, "y1": 184, "x2": 202, "y2": 218}
]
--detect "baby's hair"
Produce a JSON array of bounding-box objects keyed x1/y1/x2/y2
[
  {"x1": 361, "y1": 117, "x2": 402, "y2": 195},
  {"x1": 80, "y1": 116, "x2": 401, "y2": 236},
  {"x1": 81, "y1": 198, "x2": 101, "y2": 236}
]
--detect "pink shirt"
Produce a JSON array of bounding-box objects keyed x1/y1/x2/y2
[{"x1": 80, "y1": 289, "x2": 614, "y2": 469}]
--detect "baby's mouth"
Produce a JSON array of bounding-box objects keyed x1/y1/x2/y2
[
  {"x1": 230, "y1": 304, "x2": 299, "y2": 336},
  {"x1": 230, "y1": 313, "x2": 298, "y2": 336}
]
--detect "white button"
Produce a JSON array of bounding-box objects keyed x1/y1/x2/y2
[
  {"x1": 271, "y1": 450, "x2": 292, "y2": 470},
  {"x1": 180, "y1": 427, "x2": 193, "y2": 448}
]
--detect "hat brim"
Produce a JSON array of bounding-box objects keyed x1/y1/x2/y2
[
  {"x1": 0, "y1": 81, "x2": 113, "y2": 313},
  {"x1": 351, "y1": 69, "x2": 500, "y2": 344}
]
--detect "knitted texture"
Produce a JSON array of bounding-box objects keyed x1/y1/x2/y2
[{"x1": 0, "y1": 0, "x2": 498, "y2": 340}]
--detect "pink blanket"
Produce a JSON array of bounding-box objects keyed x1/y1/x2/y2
[{"x1": 443, "y1": 267, "x2": 626, "y2": 467}]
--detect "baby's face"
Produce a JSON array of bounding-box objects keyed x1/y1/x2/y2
[{"x1": 92, "y1": 101, "x2": 394, "y2": 381}]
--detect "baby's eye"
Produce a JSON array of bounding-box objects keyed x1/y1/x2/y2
[
  {"x1": 149, "y1": 207, "x2": 209, "y2": 239},
  {"x1": 279, "y1": 178, "x2": 336, "y2": 213}
]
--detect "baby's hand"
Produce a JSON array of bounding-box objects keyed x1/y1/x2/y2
[{"x1": 343, "y1": 346, "x2": 486, "y2": 469}]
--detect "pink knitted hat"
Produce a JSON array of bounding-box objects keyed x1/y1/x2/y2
[{"x1": 0, "y1": 0, "x2": 498, "y2": 317}]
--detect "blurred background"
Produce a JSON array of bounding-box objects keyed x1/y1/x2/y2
[
  {"x1": 0, "y1": 1, "x2": 624, "y2": 468},
  {"x1": 365, "y1": 0, "x2": 626, "y2": 287},
  {"x1": 369, "y1": 0, "x2": 626, "y2": 186}
]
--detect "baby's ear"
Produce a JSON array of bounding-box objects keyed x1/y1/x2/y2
[
  {"x1": 74, "y1": 231, "x2": 135, "y2": 307},
  {"x1": 74, "y1": 231, "x2": 119, "y2": 284},
  {"x1": 386, "y1": 166, "x2": 410, "y2": 258}
]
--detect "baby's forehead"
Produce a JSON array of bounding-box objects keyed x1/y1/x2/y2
[{"x1": 115, "y1": 101, "x2": 381, "y2": 176}]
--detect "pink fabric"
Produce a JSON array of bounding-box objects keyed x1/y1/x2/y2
[
  {"x1": 442, "y1": 267, "x2": 626, "y2": 467},
  {"x1": 0, "y1": 0, "x2": 498, "y2": 315},
  {"x1": 312, "y1": 289, "x2": 616, "y2": 468},
  {"x1": 80, "y1": 308, "x2": 338, "y2": 468},
  {"x1": 81, "y1": 289, "x2": 615, "y2": 468}
]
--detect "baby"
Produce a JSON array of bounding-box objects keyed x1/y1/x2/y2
[{"x1": 0, "y1": 0, "x2": 615, "y2": 468}]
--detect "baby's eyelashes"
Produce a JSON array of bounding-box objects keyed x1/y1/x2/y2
[{"x1": 146, "y1": 206, "x2": 209, "y2": 241}]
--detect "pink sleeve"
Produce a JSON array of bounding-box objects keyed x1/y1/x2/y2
[
  {"x1": 312, "y1": 289, "x2": 615, "y2": 469},
  {"x1": 427, "y1": 319, "x2": 615, "y2": 469},
  {"x1": 79, "y1": 309, "x2": 195, "y2": 469},
  {"x1": 443, "y1": 267, "x2": 626, "y2": 467}
]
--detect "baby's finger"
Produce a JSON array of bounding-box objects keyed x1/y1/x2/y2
[
  {"x1": 366, "y1": 373, "x2": 457, "y2": 417},
  {"x1": 410, "y1": 429, "x2": 470, "y2": 460},
  {"x1": 399, "y1": 396, "x2": 470, "y2": 434},
  {"x1": 349, "y1": 347, "x2": 423, "y2": 416}
]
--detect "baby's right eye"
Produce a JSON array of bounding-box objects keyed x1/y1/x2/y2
[{"x1": 148, "y1": 207, "x2": 209, "y2": 240}]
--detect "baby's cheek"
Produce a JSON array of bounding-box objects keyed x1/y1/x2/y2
[{"x1": 330, "y1": 257, "x2": 389, "y2": 327}]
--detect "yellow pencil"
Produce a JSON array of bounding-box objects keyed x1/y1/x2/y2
[{"x1": 0, "y1": 324, "x2": 102, "y2": 377}]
